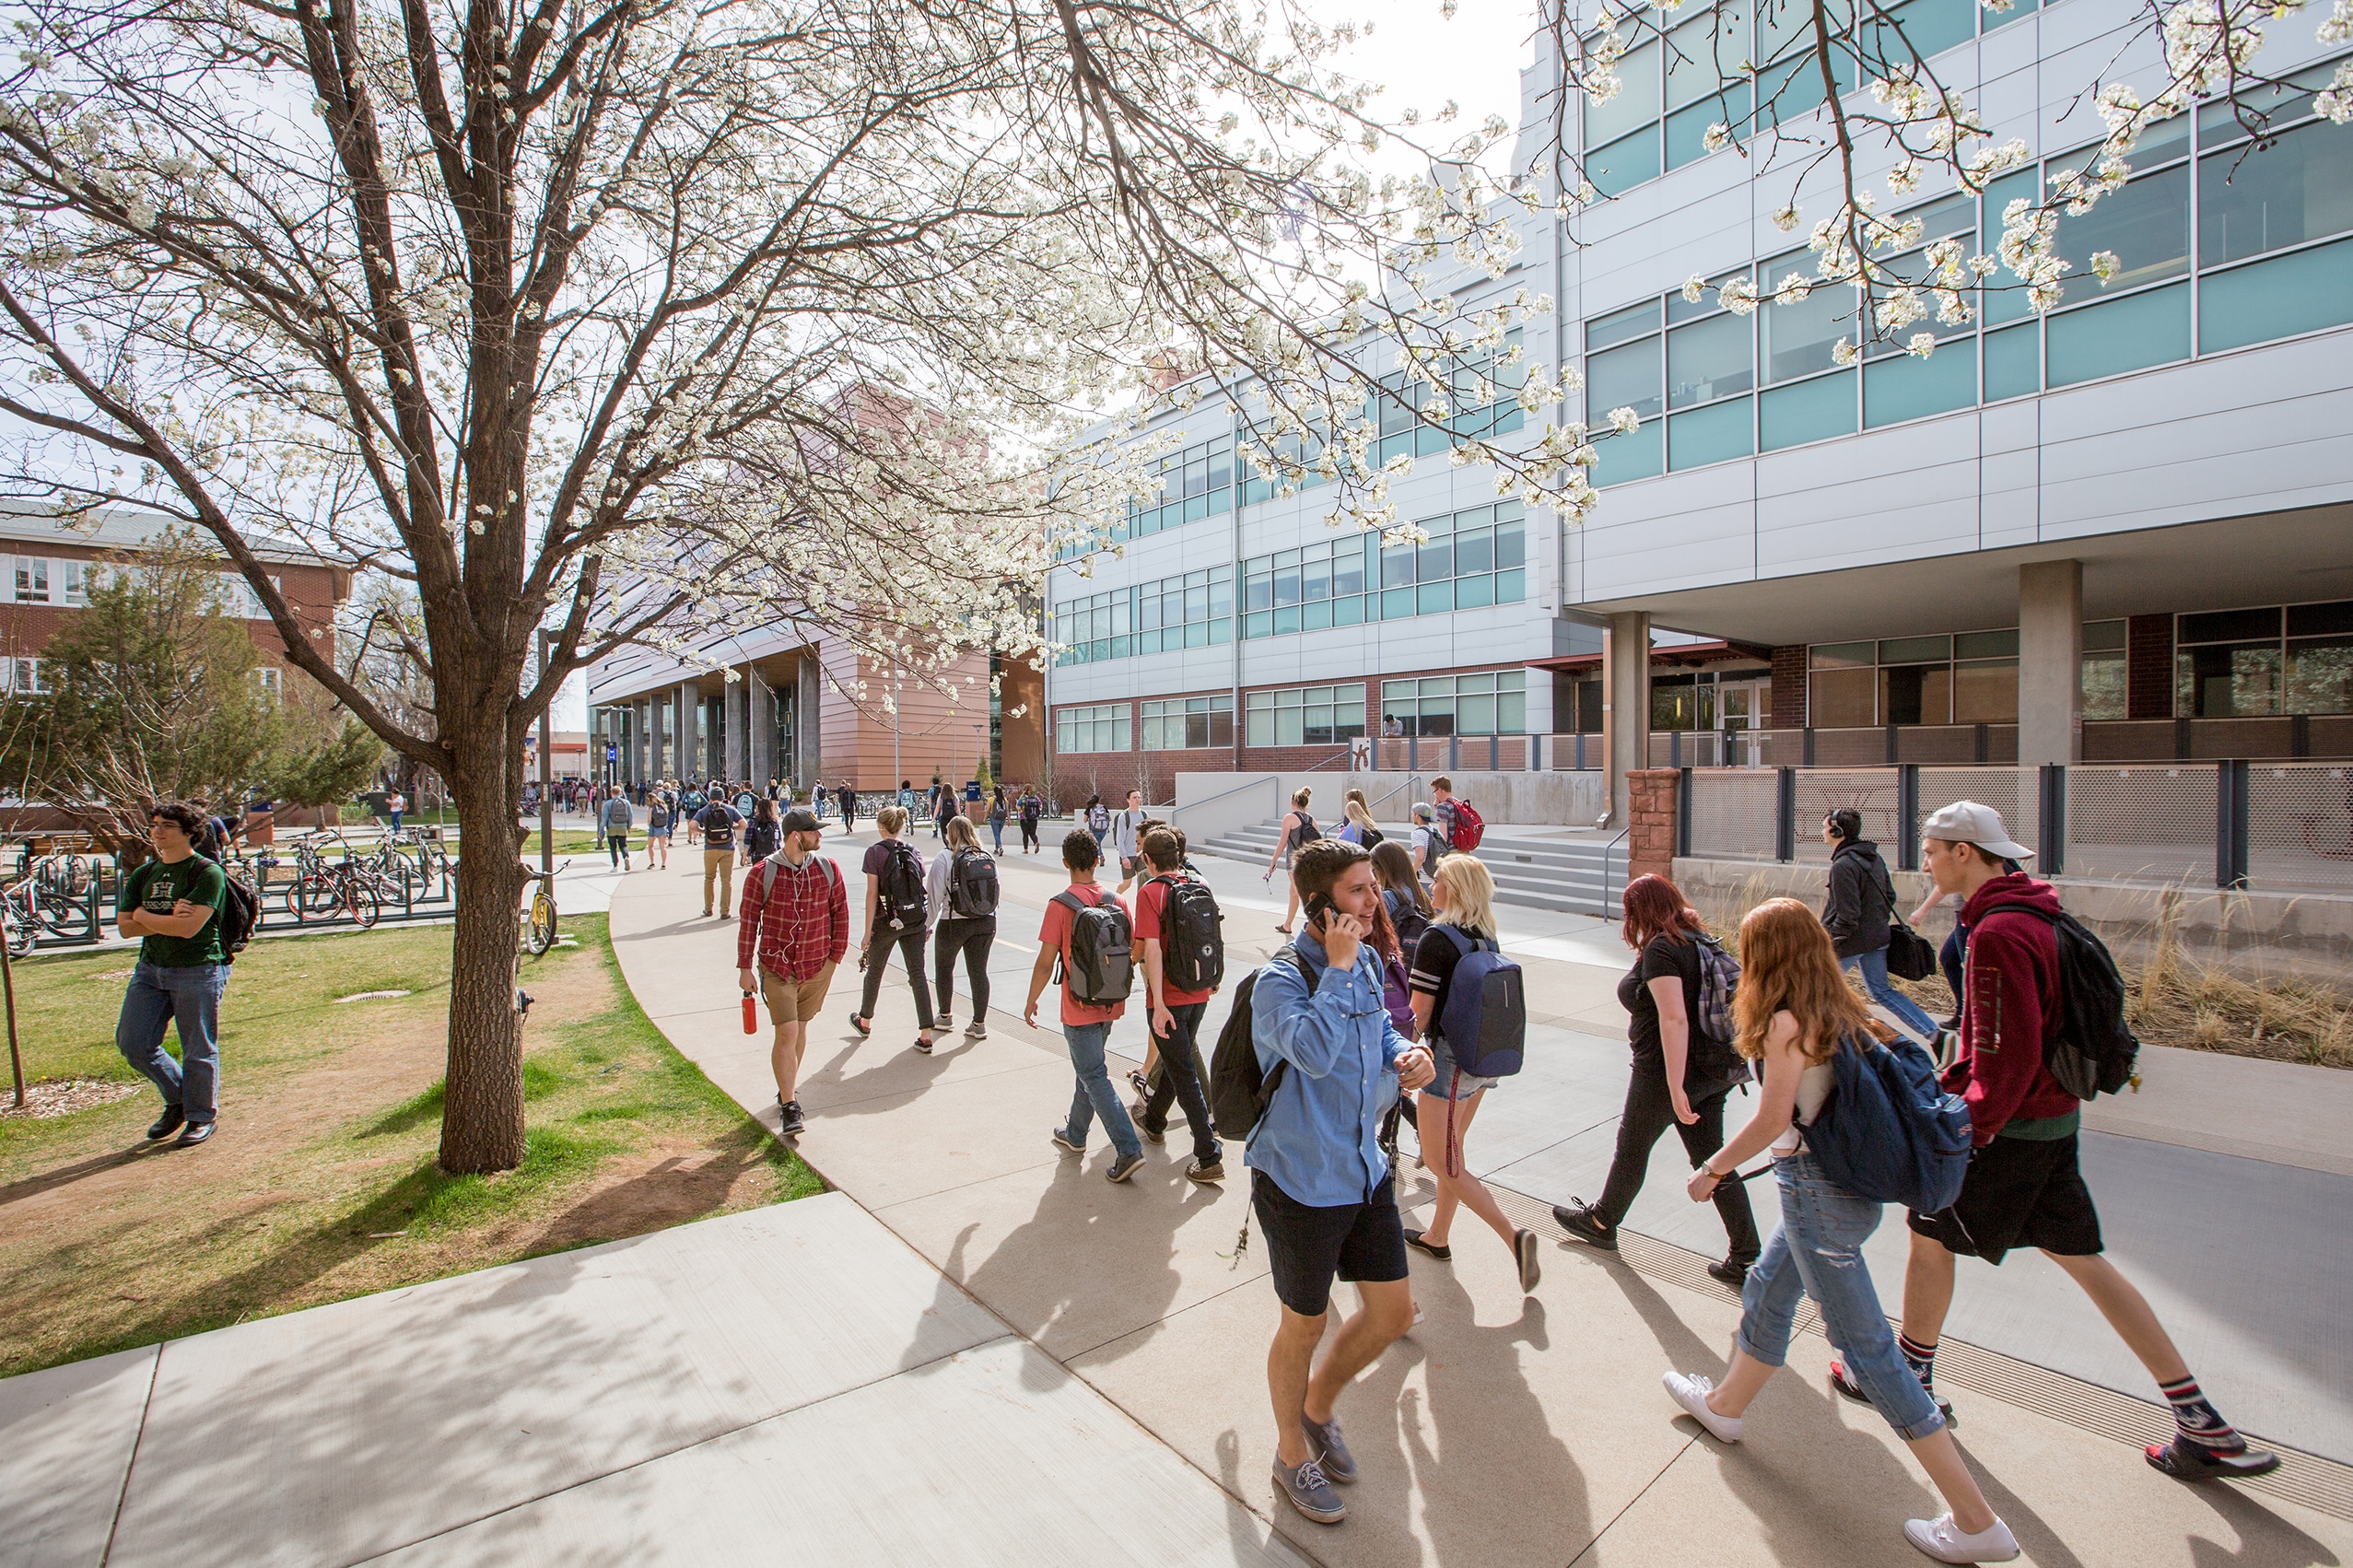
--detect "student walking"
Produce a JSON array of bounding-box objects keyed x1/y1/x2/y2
[
  {"x1": 737, "y1": 808, "x2": 848, "y2": 1138},
  {"x1": 1083, "y1": 793, "x2": 1110, "y2": 855},
  {"x1": 1409, "y1": 802, "x2": 1438, "y2": 880},
  {"x1": 115, "y1": 802, "x2": 234, "y2": 1148},
  {"x1": 1018, "y1": 788, "x2": 1043, "y2": 853},
  {"x1": 1403, "y1": 855, "x2": 1541, "y2": 1293},
  {"x1": 644, "y1": 792, "x2": 672, "y2": 870},
  {"x1": 1131, "y1": 827, "x2": 1224, "y2": 1183},
  {"x1": 988, "y1": 786, "x2": 1008, "y2": 853},
  {"x1": 600, "y1": 788, "x2": 634, "y2": 869},
  {"x1": 743, "y1": 796, "x2": 781, "y2": 863},
  {"x1": 678, "y1": 782, "x2": 707, "y2": 848},
  {"x1": 1662, "y1": 897, "x2": 2020, "y2": 1565},
  {"x1": 1554, "y1": 872, "x2": 1761, "y2": 1287},
  {"x1": 837, "y1": 781, "x2": 858, "y2": 831},
  {"x1": 385, "y1": 789, "x2": 406, "y2": 833},
  {"x1": 1262, "y1": 787, "x2": 1318, "y2": 934},
  {"x1": 1338, "y1": 793, "x2": 1382, "y2": 848},
  {"x1": 697, "y1": 793, "x2": 745, "y2": 918},
  {"x1": 1370, "y1": 841, "x2": 1432, "y2": 965},
  {"x1": 1249, "y1": 838, "x2": 1436, "y2": 1526},
  {"x1": 933, "y1": 782, "x2": 957, "y2": 841},
  {"x1": 850, "y1": 806, "x2": 940, "y2": 1047},
  {"x1": 1112, "y1": 788, "x2": 1147, "y2": 883},
  {"x1": 927, "y1": 816, "x2": 998, "y2": 1045},
  {"x1": 1822, "y1": 808, "x2": 1940, "y2": 1041},
  {"x1": 1024, "y1": 829, "x2": 1144, "y2": 1182},
  {"x1": 1845, "y1": 802, "x2": 2278, "y2": 1484}
]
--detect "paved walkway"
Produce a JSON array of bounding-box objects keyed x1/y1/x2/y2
[{"x1": 604, "y1": 828, "x2": 2353, "y2": 1564}]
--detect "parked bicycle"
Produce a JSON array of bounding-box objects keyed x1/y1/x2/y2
[
  {"x1": 520, "y1": 860, "x2": 570, "y2": 956},
  {"x1": 1, "y1": 869, "x2": 94, "y2": 956},
  {"x1": 285, "y1": 855, "x2": 395, "y2": 929}
]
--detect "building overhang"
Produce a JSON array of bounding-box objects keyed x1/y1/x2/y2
[
  {"x1": 1565, "y1": 503, "x2": 2353, "y2": 648},
  {"x1": 1527, "y1": 637, "x2": 1774, "y2": 674}
]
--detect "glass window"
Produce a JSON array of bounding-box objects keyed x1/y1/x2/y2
[
  {"x1": 1056, "y1": 704, "x2": 1131, "y2": 754},
  {"x1": 1869, "y1": 0, "x2": 1973, "y2": 59},
  {"x1": 2054, "y1": 164, "x2": 2188, "y2": 307},
  {"x1": 1953, "y1": 660, "x2": 2019, "y2": 722},
  {"x1": 2084, "y1": 620, "x2": 2128, "y2": 721},
  {"x1": 1809, "y1": 668, "x2": 1876, "y2": 726},
  {"x1": 1880, "y1": 635, "x2": 1952, "y2": 662},
  {"x1": 1587, "y1": 300, "x2": 1661, "y2": 351},
  {"x1": 2046, "y1": 282, "x2": 2188, "y2": 387},
  {"x1": 62, "y1": 561, "x2": 88, "y2": 607},
  {"x1": 1666, "y1": 4, "x2": 1748, "y2": 110},
  {"x1": 1982, "y1": 322, "x2": 2039, "y2": 400},
  {"x1": 1759, "y1": 371, "x2": 1855, "y2": 450},
  {"x1": 1668, "y1": 398, "x2": 1753, "y2": 469},
  {"x1": 1953, "y1": 628, "x2": 2019, "y2": 660},
  {"x1": 2199, "y1": 236, "x2": 2353, "y2": 353},
  {"x1": 1588, "y1": 129, "x2": 1662, "y2": 197},
  {"x1": 14, "y1": 556, "x2": 47, "y2": 603},
  {"x1": 1810, "y1": 640, "x2": 1875, "y2": 669},
  {"x1": 1863, "y1": 345, "x2": 1975, "y2": 427},
  {"x1": 2178, "y1": 642, "x2": 2281, "y2": 717},
  {"x1": 2200, "y1": 119, "x2": 2353, "y2": 268},
  {"x1": 1592, "y1": 415, "x2": 1663, "y2": 486},
  {"x1": 1667, "y1": 311, "x2": 1753, "y2": 406},
  {"x1": 1978, "y1": 167, "x2": 2043, "y2": 326},
  {"x1": 2287, "y1": 636, "x2": 2353, "y2": 714},
  {"x1": 2182, "y1": 606, "x2": 2280, "y2": 643},
  {"x1": 1586, "y1": 39, "x2": 1660, "y2": 146},
  {"x1": 1140, "y1": 696, "x2": 1234, "y2": 749},
  {"x1": 1879, "y1": 662, "x2": 1952, "y2": 724},
  {"x1": 1590, "y1": 334, "x2": 1664, "y2": 423},
  {"x1": 1759, "y1": 254, "x2": 1850, "y2": 381}
]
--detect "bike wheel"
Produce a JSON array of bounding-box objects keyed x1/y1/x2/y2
[
  {"x1": 348, "y1": 881, "x2": 381, "y2": 929},
  {"x1": 525, "y1": 890, "x2": 556, "y2": 955},
  {"x1": 3, "y1": 903, "x2": 32, "y2": 958}
]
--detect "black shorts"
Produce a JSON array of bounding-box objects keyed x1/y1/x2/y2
[
  {"x1": 1908, "y1": 1131, "x2": 2103, "y2": 1264},
  {"x1": 1251, "y1": 1170, "x2": 1408, "y2": 1316}
]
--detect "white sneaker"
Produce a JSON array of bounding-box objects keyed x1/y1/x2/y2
[
  {"x1": 1662, "y1": 1370, "x2": 1743, "y2": 1444},
  {"x1": 1903, "y1": 1515, "x2": 2019, "y2": 1564}
]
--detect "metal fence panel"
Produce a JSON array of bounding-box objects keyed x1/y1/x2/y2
[
  {"x1": 2248, "y1": 762, "x2": 2353, "y2": 894},
  {"x1": 2065, "y1": 766, "x2": 2214, "y2": 887},
  {"x1": 1687, "y1": 769, "x2": 1778, "y2": 860},
  {"x1": 1791, "y1": 768, "x2": 1901, "y2": 865},
  {"x1": 1918, "y1": 766, "x2": 2043, "y2": 866}
]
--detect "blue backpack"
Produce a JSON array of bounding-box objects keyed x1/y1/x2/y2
[
  {"x1": 1434, "y1": 928, "x2": 1528, "y2": 1079},
  {"x1": 1805, "y1": 1030, "x2": 1974, "y2": 1214}
]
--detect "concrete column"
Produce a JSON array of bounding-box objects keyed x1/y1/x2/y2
[
  {"x1": 748, "y1": 666, "x2": 774, "y2": 788},
  {"x1": 724, "y1": 670, "x2": 749, "y2": 780},
  {"x1": 674, "y1": 682, "x2": 696, "y2": 780},
  {"x1": 2019, "y1": 559, "x2": 2083, "y2": 765},
  {"x1": 797, "y1": 656, "x2": 823, "y2": 789},
  {"x1": 633, "y1": 698, "x2": 650, "y2": 782},
  {"x1": 1604, "y1": 610, "x2": 1651, "y2": 827}
]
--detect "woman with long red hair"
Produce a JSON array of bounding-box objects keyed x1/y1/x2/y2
[
  {"x1": 1661, "y1": 899, "x2": 2016, "y2": 1563},
  {"x1": 1552, "y1": 873, "x2": 1759, "y2": 1286}
]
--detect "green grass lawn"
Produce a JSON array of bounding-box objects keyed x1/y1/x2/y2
[{"x1": 0, "y1": 914, "x2": 820, "y2": 1376}]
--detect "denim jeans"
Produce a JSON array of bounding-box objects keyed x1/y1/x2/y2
[
  {"x1": 1059, "y1": 1021, "x2": 1141, "y2": 1159},
  {"x1": 1738, "y1": 1150, "x2": 1946, "y2": 1440},
  {"x1": 989, "y1": 819, "x2": 1005, "y2": 852},
  {"x1": 1139, "y1": 1000, "x2": 1222, "y2": 1164},
  {"x1": 117, "y1": 961, "x2": 228, "y2": 1124},
  {"x1": 1842, "y1": 948, "x2": 1939, "y2": 1041}
]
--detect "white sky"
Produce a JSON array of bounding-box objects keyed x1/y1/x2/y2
[{"x1": 1322, "y1": 0, "x2": 1541, "y2": 166}]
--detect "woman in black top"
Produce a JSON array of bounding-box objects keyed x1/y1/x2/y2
[
  {"x1": 743, "y1": 797, "x2": 781, "y2": 862},
  {"x1": 1552, "y1": 872, "x2": 1761, "y2": 1286}
]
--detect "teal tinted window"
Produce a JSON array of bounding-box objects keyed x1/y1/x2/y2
[
  {"x1": 2046, "y1": 282, "x2": 2189, "y2": 386},
  {"x1": 1668, "y1": 311, "x2": 1754, "y2": 407},
  {"x1": 2199, "y1": 237, "x2": 2353, "y2": 352},
  {"x1": 1870, "y1": 0, "x2": 1974, "y2": 58},
  {"x1": 2054, "y1": 164, "x2": 2187, "y2": 307},
  {"x1": 1593, "y1": 417, "x2": 1664, "y2": 485},
  {"x1": 1979, "y1": 168, "x2": 2041, "y2": 325},
  {"x1": 1759, "y1": 260, "x2": 1849, "y2": 380},
  {"x1": 1666, "y1": 99, "x2": 1743, "y2": 169},
  {"x1": 1588, "y1": 335, "x2": 1664, "y2": 421},
  {"x1": 1665, "y1": 5, "x2": 1749, "y2": 110},
  {"x1": 1982, "y1": 0, "x2": 2036, "y2": 27},
  {"x1": 1668, "y1": 397, "x2": 1753, "y2": 468},
  {"x1": 1759, "y1": 371, "x2": 1855, "y2": 449},
  {"x1": 1863, "y1": 344, "x2": 1975, "y2": 427},
  {"x1": 1982, "y1": 322, "x2": 2040, "y2": 400},
  {"x1": 2199, "y1": 120, "x2": 2353, "y2": 267},
  {"x1": 1586, "y1": 40, "x2": 1660, "y2": 146},
  {"x1": 1588, "y1": 129, "x2": 1662, "y2": 196},
  {"x1": 1588, "y1": 299, "x2": 1662, "y2": 350}
]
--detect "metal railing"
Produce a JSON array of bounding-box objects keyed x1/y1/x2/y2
[{"x1": 1167, "y1": 775, "x2": 1283, "y2": 831}]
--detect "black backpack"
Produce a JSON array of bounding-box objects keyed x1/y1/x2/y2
[
  {"x1": 1982, "y1": 903, "x2": 2143, "y2": 1099},
  {"x1": 1207, "y1": 950, "x2": 1305, "y2": 1142},
  {"x1": 1151, "y1": 874, "x2": 1225, "y2": 993},
  {"x1": 877, "y1": 840, "x2": 928, "y2": 932},
  {"x1": 948, "y1": 848, "x2": 1000, "y2": 918},
  {"x1": 217, "y1": 871, "x2": 259, "y2": 959},
  {"x1": 1384, "y1": 887, "x2": 1430, "y2": 965},
  {"x1": 1052, "y1": 885, "x2": 1133, "y2": 1004}
]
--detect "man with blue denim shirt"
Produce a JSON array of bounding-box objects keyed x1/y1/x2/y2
[
  {"x1": 1249, "y1": 838, "x2": 1435, "y2": 1526},
  {"x1": 115, "y1": 802, "x2": 232, "y2": 1148}
]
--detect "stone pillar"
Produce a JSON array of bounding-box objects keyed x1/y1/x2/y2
[
  {"x1": 633, "y1": 697, "x2": 650, "y2": 783},
  {"x1": 675, "y1": 681, "x2": 697, "y2": 780},
  {"x1": 1627, "y1": 768, "x2": 1680, "y2": 883},
  {"x1": 1604, "y1": 610, "x2": 1651, "y2": 827},
  {"x1": 724, "y1": 670, "x2": 749, "y2": 780},
  {"x1": 797, "y1": 656, "x2": 823, "y2": 790},
  {"x1": 2019, "y1": 559, "x2": 2083, "y2": 765},
  {"x1": 748, "y1": 665, "x2": 774, "y2": 788}
]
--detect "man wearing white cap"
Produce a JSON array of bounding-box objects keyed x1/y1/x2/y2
[{"x1": 1827, "y1": 801, "x2": 2277, "y2": 1487}]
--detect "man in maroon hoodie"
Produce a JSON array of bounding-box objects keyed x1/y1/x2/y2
[{"x1": 1831, "y1": 802, "x2": 2276, "y2": 1484}]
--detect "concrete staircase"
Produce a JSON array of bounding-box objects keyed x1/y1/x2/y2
[{"x1": 1195, "y1": 821, "x2": 1621, "y2": 918}]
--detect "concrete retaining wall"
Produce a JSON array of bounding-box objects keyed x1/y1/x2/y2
[
  {"x1": 1168, "y1": 770, "x2": 1607, "y2": 843},
  {"x1": 1670, "y1": 855, "x2": 2353, "y2": 985}
]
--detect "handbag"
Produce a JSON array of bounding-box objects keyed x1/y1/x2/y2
[{"x1": 1886, "y1": 917, "x2": 1937, "y2": 982}]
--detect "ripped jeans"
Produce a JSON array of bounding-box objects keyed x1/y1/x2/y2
[{"x1": 1737, "y1": 1149, "x2": 1946, "y2": 1441}]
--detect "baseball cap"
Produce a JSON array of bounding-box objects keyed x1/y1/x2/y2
[
  {"x1": 780, "y1": 808, "x2": 821, "y2": 835},
  {"x1": 1920, "y1": 800, "x2": 2033, "y2": 860}
]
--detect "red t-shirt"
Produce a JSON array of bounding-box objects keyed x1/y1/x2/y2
[
  {"x1": 1038, "y1": 882, "x2": 1130, "y2": 1025},
  {"x1": 1132, "y1": 874, "x2": 1212, "y2": 1008}
]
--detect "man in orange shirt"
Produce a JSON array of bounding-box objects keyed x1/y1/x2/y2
[{"x1": 1024, "y1": 828, "x2": 1144, "y2": 1184}]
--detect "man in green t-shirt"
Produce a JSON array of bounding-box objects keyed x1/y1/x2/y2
[{"x1": 116, "y1": 801, "x2": 232, "y2": 1147}]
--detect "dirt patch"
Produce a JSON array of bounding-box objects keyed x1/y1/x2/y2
[{"x1": 0, "y1": 1078, "x2": 145, "y2": 1121}]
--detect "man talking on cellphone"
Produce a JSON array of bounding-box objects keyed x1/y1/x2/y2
[{"x1": 1248, "y1": 837, "x2": 1434, "y2": 1527}]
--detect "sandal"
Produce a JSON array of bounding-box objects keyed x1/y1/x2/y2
[{"x1": 1402, "y1": 1229, "x2": 1453, "y2": 1262}]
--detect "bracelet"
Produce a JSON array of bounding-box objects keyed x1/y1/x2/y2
[{"x1": 1700, "y1": 1161, "x2": 1725, "y2": 1179}]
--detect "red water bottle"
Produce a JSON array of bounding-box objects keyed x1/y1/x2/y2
[{"x1": 742, "y1": 990, "x2": 757, "y2": 1035}]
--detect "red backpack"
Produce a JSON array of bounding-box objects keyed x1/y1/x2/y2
[{"x1": 1447, "y1": 799, "x2": 1485, "y2": 852}]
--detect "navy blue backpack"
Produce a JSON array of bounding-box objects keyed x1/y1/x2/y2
[
  {"x1": 1805, "y1": 1030, "x2": 1974, "y2": 1214},
  {"x1": 1434, "y1": 928, "x2": 1528, "y2": 1079}
]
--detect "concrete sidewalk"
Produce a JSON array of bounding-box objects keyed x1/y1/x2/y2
[{"x1": 607, "y1": 836, "x2": 2353, "y2": 1566}]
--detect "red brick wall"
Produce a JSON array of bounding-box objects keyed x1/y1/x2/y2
[
  {"x1": 1628, "y1": 768, "x2": 1679, "y2": 884},
  {"x1": 0, "y1": 556, "x2": 343, "y2": 667},
  {"x1": 2126, "y1": 614, "x2": 2173, "y2": 721},
  {"x1": 1770, "y1": 645, "x2": 1808, "y2": 731}
]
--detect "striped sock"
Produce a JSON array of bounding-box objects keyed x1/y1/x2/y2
[
  {"x1": 1898, "y1": 1333, "x2": 1938, "y2": 1393},
  {"x1": 2160, "y1": 1375, "x2": 2243, "y2": 1452}
]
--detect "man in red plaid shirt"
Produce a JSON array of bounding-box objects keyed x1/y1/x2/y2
[{"x1": 737, "y1": 807, "x2": 849, "y2": 1137}]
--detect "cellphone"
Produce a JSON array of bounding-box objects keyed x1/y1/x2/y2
[{"x1": 1303, "y1": 893, "x2": 1335, "y2": 930}]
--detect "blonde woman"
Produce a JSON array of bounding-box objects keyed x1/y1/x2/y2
[
  {"x1": 1338, "y1": 795, "x2": 1384, "y2": 849},
  {"x1": 1662, "y1": 899, "x2": 2017, "y2": 1564},
  {"x1": 1404, "y1": 855, "x2": 1541, "y2": 1295},
  {"x1": 1262, "y1": 787, "x2": 1318, "y2": 934}
]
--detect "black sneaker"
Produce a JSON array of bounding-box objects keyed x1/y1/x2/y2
[
  {"x1": 1552, "y1": 1199, "x2": 1619, "y2": 1251},
  {"x1": 1707, "y1": 1258, "x2": 1750, "y2": 1290},
  {"x1": 146, "y1": 1104, "x2": 185, "y2": 1141},
  {"x1": 778, "y1": 1100, "x2": 806, "y2": 1137},
  {"x1": 2146, "y1": 1434, "x2": 2279, "y2": 1480},
  {"x1": 175, "y1": 1120, "x2": 215, "y2": 1148},
  {"x1": 1829, "y1": 1358, "x2": 1956, "y2": 1429}
]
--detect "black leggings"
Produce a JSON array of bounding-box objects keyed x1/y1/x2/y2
[
  {"x1": 857, "y1": 926, "x2": 935, "y2": 1030},
  {"x1": 1140, "y1": 1000, "x2": 1221, "y2": 1164},
  {"x1": 1593, "y1": 1063, "x2": 1760, "y2": 1263},
  {"x1": 1019, "y1": 819, "x2": 1040, "y2": 850},
  {"x1": 933, "y1": 917, "x2": 995, "y2": 1023}
]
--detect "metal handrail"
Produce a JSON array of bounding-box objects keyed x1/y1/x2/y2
[
  {"x1": 1167, "y1": 774, "x2": 1282, "y2": 827},
  {"x1": 1365, "y1": 777, "x2": 1419, "y2": 819},
  {"x1": 1598, "y1": 827, "x2": 1632, "y2": 911},
  {"x1": 1301, "y1": 746, "x2": 1356, "y2": 773}
]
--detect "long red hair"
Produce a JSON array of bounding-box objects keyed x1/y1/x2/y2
[
  {"x1": 1621, "y1": 872, "x2": 1706, "y2": 952},
  {"x1": 1731, "y1": 898, "x2": 1886, "y2": 1063}
]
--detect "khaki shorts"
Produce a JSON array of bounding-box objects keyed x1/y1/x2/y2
[{"x1": 760, "y1": 964, "x2": 837, "y2": 1029}]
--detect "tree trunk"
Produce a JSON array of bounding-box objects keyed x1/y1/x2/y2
[{"x1": 438, "y1": 728, "x2": 529, "y2": 1174}]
